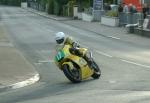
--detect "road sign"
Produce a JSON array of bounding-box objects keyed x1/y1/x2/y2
[
  {"x1": 93, "y1": 0, "x2": 103, "y2": 10},
  {"x1": 143, "y1": 19, "x2": 150, "y2": 29}
]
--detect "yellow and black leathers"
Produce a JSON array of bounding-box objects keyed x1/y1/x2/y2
[
  {"x1": 55, "y1": 37, "x2": 91, "y2": 68},
  {"x1": 56, "y1": 37, "x2": 86, "y2": 57}
]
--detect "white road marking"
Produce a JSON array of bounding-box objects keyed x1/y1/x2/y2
[
  {"x1": 95, "y1": 50, "x2": 113, "y2": 58},
  {"x1": 36, "y1": 60, "x2": 54, "y2": 64},
  {"x1": 121, "y1": 59, "x2": 150, "y2": 68},
  {"x1": 11, "y1": 74, "x2": 40, "y2": 89},
  {"x1": 81, "y1": 43, "x2": 113, "y2": 58},
  {"x1": 109, "y1": 80, "x2": 117, "y2": 84},
  {"x1": 108, "y1": 36, "x2": 120, "y2": 40}
]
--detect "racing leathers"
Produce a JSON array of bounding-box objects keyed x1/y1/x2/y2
[{"x1": 55, "y1": 37, "x2": 92, "y2": 66}]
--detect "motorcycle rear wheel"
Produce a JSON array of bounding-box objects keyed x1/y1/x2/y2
[{"x1": 63, "y1": 64, "x2": 81, "y2": 83}]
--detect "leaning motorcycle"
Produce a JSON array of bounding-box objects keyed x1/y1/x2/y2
[{"x1": 54, "y1": 44, "x2": 101, "y2": 83}]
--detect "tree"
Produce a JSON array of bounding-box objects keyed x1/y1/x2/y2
[
  {"x1": 104, "y1": 0, "x2": 113, "y2": 4},
  {"x1": 47, "y1": 0, "x2": 54, "y2": 14},
  {"x1": 47, "y1": 0, "x2": 68, "y2": 15}
]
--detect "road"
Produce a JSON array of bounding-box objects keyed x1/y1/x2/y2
[{"x1": 0, "y1": 6, "x2": 150, "y2": 103}]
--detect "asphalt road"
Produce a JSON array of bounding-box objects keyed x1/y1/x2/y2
[{"x1": 0, "y1": 6, "x2": 150, "y2": 103}]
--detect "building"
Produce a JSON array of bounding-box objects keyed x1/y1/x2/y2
[{"x1": 123, "y1": 0, "x2": 141, "y2": 11}]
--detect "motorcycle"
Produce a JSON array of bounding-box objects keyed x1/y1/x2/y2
[{"x1": 54, "y1": 44, "x2": 101, "y2": 83}]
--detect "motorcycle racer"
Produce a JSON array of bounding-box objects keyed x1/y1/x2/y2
[{"x1": 55, "y1": 32, "x2": 92, "y2": 67}]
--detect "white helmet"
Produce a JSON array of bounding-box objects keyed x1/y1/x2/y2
[{"x1": 55, "y1": 32, "x2": 65, "y2": 44}]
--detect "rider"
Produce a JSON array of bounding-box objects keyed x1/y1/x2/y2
[{"x1": 55, "y1": 32, "x2": 92, "y2": 66}]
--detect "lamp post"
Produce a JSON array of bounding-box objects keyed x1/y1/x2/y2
[{"x1": 139, "y1": 0, "x2": 144, "y2": 34}]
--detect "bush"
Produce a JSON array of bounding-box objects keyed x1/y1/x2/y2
[{"x1": 105, "y1": 10, "x2": 118, "y2": 17}]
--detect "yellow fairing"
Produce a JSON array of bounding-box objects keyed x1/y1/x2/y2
[
  {"x1": 61, "y1": 45, "x2": 94, "y2": 80},
  {"x1": 80, "y1": 63, "x2": 94, "y2": 79},
  {"x1": 62, "y1": 62, "x2": 74, "y2": 70}
]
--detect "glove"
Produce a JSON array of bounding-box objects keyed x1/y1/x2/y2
[
  {"x1": 69, "y1": 47, "x2": 82, "y2": 56},
  {"x1": 72, "y1": 42, "x2": 80, "y2": 48}
]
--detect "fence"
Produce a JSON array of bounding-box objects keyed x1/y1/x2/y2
[
  {"x1": 119, "y1": 12, "x2": 143, "y2": 25},
  {"x1": 28, "y1": 2, "x2": 46, "y2": 11}
]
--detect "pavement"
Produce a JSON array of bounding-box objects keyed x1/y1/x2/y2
[
  {"x1": 27, "y1": 8, "x2": 73, "y2": 21},
  {"x1": 26, "y1": 8, "x2": 150, "y2": 46},
  {"x1": 26, "y1": 8, "x2": 129, "y2": 37},
  {"x1": 0, "y1": 23, "x2": 39, "y2": 92}
]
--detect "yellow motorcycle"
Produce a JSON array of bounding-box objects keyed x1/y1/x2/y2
[{"x1": 54, "y1": 44, "x2": 101, "y2": 83}]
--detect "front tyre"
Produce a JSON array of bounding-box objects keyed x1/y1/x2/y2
[
  {"x1": 91, "y1": 61, "x2": 101, "y2": 79},
  {"x1": 63, "y1": 64, "x2": 81, "y2": 83}
]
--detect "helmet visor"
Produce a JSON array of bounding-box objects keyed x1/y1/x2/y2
[{"x1": 56, "y1": 38, "x2": 64, "y2": 44}]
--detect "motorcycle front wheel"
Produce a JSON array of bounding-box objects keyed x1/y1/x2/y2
[
  {"x1": 62, "y1": 64, "x2": 81, "y2": 83},
  {"x1": 91, "y1": 61, "x2": 101, "y2": 79}
]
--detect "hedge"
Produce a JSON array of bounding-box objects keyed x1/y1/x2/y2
[{"x1": 0, "y1": 0, "x2": 21, "y2": 6}]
